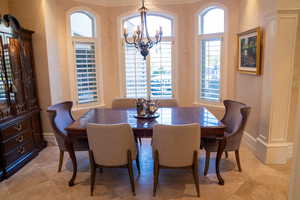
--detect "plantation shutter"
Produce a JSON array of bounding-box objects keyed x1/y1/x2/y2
[
  {"x1": 74, "y1": 42, "x2": 98, "y2": 104},
  {"x1": 150, "y1": 41, "x2": 172, "y2": 98},
  {"x1": 200, "y1": 38, "x2": 221, "y2": 101},
  {"x1": 124, "y1": 44, "x2": 147, "y2": 98}
]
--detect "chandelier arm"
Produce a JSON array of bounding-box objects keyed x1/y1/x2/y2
[
  {"x1": 155, "y1": 34, "x2": 162, "y2": 44},
  {"x1": 124, "y1": 36, "x2": 136, "y2": 45},
  {"x1": 143, "y1": 11, "x2": 152, "y2": 43}
]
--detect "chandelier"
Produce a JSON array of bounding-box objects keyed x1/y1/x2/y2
[{"x1": 123, "y1": 0, "x2": 163, "y2": 60}]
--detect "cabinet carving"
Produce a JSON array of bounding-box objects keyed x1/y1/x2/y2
[{"x1": 0, "y1": 15, "x2": 46, "y2": 181}]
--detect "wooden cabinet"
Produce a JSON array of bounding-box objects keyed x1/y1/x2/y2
[{"x1": 0, "y1": 15, "x2": 46, "y2": 180}]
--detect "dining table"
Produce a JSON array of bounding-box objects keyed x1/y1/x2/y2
[{"x1": 65, "y1": 107, "x2": 226, "y2": 186}]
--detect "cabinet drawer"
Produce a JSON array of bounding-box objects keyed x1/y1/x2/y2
[
  {"x1": 2, "y1": 130, "x2": 33, "y2": 154},
  {"x1": 1, "y1": 119, "x2": 31, "y2": 140},
  {"x1": 4, "y1": 141, "x2": 34, "y2": 167}
]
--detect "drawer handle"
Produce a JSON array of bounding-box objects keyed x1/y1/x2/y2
[
  {"x1": 14, "y1": 124, "x2": 23, "y2": 131},
  {"x1": 18, "y1": 146, "x2": 25, "y2": 154},
  {"x1": 16, "y1": 135, "x2": 24, "y2": 143}
]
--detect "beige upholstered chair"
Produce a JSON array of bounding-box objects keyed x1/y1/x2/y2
[
  {"x1": 152, "y1": 124, "x2": 201, "y2": 197},
  {"x1": 87, "y1": 123, "x2": 140, "y2": 196},
  {"x1": 202, "y1": 100, "x2": 251, "y2": 175},
  {"x1": 47, "y1": 101, "x2": 88, "y2": 172},
  {"x1": 112, "y1": 98, "x2": 136, "y2": 109},
  {"x1": 157, "y1": 99, "x2": 178, "y2": 107}
]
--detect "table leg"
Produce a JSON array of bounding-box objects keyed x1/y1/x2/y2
[
  {"x1": 216, "y1": 138, "x2": 226, "y2": 185},
  {"x1": 65, "y1": 141, "x2": 77, "y2": 187}
]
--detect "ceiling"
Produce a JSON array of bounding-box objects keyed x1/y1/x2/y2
[{"x1": 74, "y1": 0, "x2": 203, "y2": 7}]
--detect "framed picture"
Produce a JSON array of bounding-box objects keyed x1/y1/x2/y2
[{"x1": 237, "y1": 27, "x2": 262, "y2": 75}]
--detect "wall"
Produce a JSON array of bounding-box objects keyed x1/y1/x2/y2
[
  {"x1": 289, "y1": 19, "x2": 300, "y2": 195},
  {"x1": 49, "y1": 0, "x2": 239, "y2": 121},
  {"x1": 236, "y1": 0, "x2": 276, "y2": 138},
  {"x1": 43, "y1": 0, "x2": 71, "y2": 104},
  {"x1": 0, "y1": 0, "x2": 9, "y2": 15},
  {"x1": 8, "y1": 0, "x2": 53, "y2": 132}
]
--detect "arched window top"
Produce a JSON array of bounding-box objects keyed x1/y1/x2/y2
[
  {"x1": 199, "y1": 7, "x2": 224, "y2": 34},
  {"x1": 70, "y1": 11, "x2": 95, "y2": 38},
  {"x1": 123, "y1": 14, "x2": 173, "y2": 37}
]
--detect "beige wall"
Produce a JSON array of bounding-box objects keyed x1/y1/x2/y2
[
  {"x1": 56, "y1": 0, "x2": 239, "y2": 105},
  {"x1": 43, "y1": 0, "x2": 239, "y2": 121},
  {"x1": 237, "y1": 0, "x2": 264, "y2": 138},
  {"x1": 8, "y1": 0, "x2": 53, "y2": 132},
  {"x1": 6, "y1": 0, "x2": 297, "y2": 144},
  {"x1": 0, "y1": 0, "x2": 9, "y2": 15}
]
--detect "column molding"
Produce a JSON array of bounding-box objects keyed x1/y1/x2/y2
[{"x1": 244, "y1": 11, "x2": 299, "y2": 164}]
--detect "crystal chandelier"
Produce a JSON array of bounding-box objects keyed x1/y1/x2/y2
[{"x1": 123, "y1": 0, "x2": 163, "y2": 60}]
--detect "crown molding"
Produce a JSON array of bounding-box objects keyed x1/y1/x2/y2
[{"x1": 73, "y1": 0, "x2": 203, "y2": 7}]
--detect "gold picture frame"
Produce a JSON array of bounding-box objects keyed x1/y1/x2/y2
[{"x1": 237, "y1": 27, "x2": 262, "y2": 75}]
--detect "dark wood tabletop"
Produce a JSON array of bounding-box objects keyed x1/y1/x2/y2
[
  {"x1": 66, "y1": 107, "x2": 225, "y2": 137},
  {"x1": 65, "y1": 106, "x2": 227, "y2": 186}
]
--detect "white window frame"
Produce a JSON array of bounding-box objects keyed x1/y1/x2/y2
[
  {"x1": 119, "y1": 12, "x2": 177, "y2": 100},
  {"x1": 66, "y1": 8, "x2": 104, "y2": 110},
  {"x1": 194, "y1": 5, "x2": 228, "y2": 107}
]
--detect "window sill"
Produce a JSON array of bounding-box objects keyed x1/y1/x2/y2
[
  {"x1": 72, "y1": 103, "x2": 106, "y2": 112},
  {"x1": 193, "y1": 101, "x2": 224, "y2": 109}
]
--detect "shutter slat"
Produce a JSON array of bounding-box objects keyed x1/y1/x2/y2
[
  {"x1": 200, "y1": 39, "x2": 221, "y2": 101},
  {"x1": 75, "y1": 42, "x2": 99, "y2": 104}
]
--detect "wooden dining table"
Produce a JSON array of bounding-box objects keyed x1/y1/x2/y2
[{"x1": 65, "y1": 107, "x2": 226, "y2": 186}]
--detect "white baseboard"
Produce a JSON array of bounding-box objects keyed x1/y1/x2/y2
[{"x1": 242, "y1": 131, "x2": 294, "y2": 164}]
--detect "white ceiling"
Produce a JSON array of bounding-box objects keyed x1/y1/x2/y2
[{"x1": 74, "y1": 0, "x2": 203, "y2": 7}]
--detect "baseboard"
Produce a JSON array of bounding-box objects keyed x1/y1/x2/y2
[
  {"x1": 43, "y1": 132, "x2": 57, "y2": 146},
  {"x1": 243, "y1": 132, "x2": 293, "y2": 164}
]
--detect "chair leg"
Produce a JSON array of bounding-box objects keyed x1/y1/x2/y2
[
  {"x1": 153, "y1": 150, "x2": 159, "y2": 197},
  {"x1": 235, "y1": 150, "x2": 242, "y2": 172},
  {"x1": 192, "y1": 151, "x2": 200, "y2": 197},
  {"x1": 204, "y1": 151, "x2": 210, "y2": 176},
  {"x1": 127, "y1": 150, "x2": 136, "y2": 196},
  {"x1": 58, "y1": 150, "x2": 64, "y2": 172},
  {"x1": 225, "y1": 151, "x2": 229, "y2": 159},
  {"x1": 89, "y1": 151, "x2": 96, "y2": 196},
  {"x1": 138, "y1": 137, "x2": 142, "y2": 145},
  {"x1": 136, "y1": 151, "x2": 141, "y2": 175}
]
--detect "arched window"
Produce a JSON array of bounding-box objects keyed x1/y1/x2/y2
[
  {"x1": 69, "y1": 11, "x2": 100, "y2": 106},
  {"x1": 197, "y1": 7, "x2": 224, "y2": 102},
  {"x1": 122, "y1": 14, "x2": 174, "y2": 99}
]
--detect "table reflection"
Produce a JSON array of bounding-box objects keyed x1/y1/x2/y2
[{"x1": 125, "y1": 107, "x2": 222, "y2": 129}]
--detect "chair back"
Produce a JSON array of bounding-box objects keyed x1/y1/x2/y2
[
  {"x1": 47, "y1": 101, "x2": 75, "y2": 150},
  {"x1": 87, "y1": 123, "x2": 136, "y2": 166},
  {"x1": 112, "y1": 98, "x2": 136, "y2": 109},
  {"x1": 152, "y1": 124, "x2": 200, "y2": 167},
  {"x1": 157, "y1": 99, "x2": 178, "y2": 107},
  {"x1": 221, "y1": 100, "x2": 251, "y2": 149}
]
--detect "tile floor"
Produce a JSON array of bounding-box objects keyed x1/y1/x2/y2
[{"x1": 0, "y1": 140, "x2": 291, "y2": 200}]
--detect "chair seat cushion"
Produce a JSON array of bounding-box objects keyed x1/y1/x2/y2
[{"x1": 201, "y1": 132, "x2": 238, "y2": 152}]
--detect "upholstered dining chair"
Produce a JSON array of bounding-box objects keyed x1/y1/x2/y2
[
  {"x1": 157, "y1": 99, "x2": 178, "y2": 107},
  {"x1": 87, "y1": 123, "x2": 140, "y2": 196},
  {"x1": 112, "y1": 98, "x2": 136, "y2": 109},
  {"x1": 152, "y1": 124, "x2": 201, "y2": 197},
  {"x1": 202, "y1": 100, "x2": 251, "y2": 175},
  {"x1": 47, "y1": 101, "x2": 89, "y2": 172}
]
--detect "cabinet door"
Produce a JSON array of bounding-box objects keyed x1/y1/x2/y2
[
  {"x1": 19, "y1": 32, "x2": 39, "y2": 110},
  {"x1": 8, "y1": 38, "x2": 27, "y2": 114},
  {"x1": 0, "y1": 36, "x2": 12, "y2": 120}
]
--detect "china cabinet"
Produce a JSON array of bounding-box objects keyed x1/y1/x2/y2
[{"x1": 0, "y1": 14, "x2": 46, "y2": 180}]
